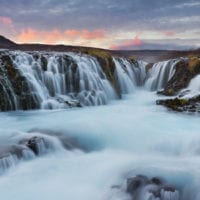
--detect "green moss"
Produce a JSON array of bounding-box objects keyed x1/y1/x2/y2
[
  {"x1": 179, "y1": 98, "x2": 188, "y2": 105},
  {"x1": 128, "y1": 56, "x2": 136, "y2": 64},
  {"x1": 83, "y1": 49, "x2": 111, "y2": 59},
  {"x1": 188, "y1": 56, "x2": 200, "y2": 73},
  {"x1": 156, "y1": 97, "x2": 189, "y2": 112}
]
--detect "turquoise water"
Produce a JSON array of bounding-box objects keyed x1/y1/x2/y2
[{"x1": 0, "y1": 90, "x2": 199, "y2": 200}]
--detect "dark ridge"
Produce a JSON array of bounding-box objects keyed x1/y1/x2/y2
[
  {"x1": 0, "y1": 35, "x2": 17, "y2": 48},
  {"x1": 0, "y1": 35, "x2": 200, "y2": 62}
]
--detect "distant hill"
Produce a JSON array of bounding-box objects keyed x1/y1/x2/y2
[
  {"x1": 0, "y1": 35, "x2": 199, "y2": 62},
  {"x1": 0, "y1": 35, "x2": 17, "y2": 48}
]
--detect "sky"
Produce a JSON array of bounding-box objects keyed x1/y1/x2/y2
[{"x1": 0, "y1": 0, "x2": 200, "y2": 50}]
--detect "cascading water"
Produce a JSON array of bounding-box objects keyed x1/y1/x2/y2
[
  {"x1": 144, "y1": 59, "x2": 180, "y2": 91},
  {"x1": 64, "y1": 53, "x2": 117, "y2": 106},
  {"x1": 0, "y1": 131, "x2": 72, "y2": 174},
  {"x1": 0, "y1": 91, "x2": 200, "y2": 200},
  {"x1": 180, "y1": 74, "x2": 200, "y2": 98},
  {"x1": 11, "y1": 51, "x2": 118, "y2": 109},
  {"x1": 113, "y1": 58, "x2": 146, "y2": 94},
  {"x1": 0, "y1": 50, "x2": 149, "y2": 111}
]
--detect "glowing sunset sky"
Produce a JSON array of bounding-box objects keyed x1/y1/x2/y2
[{"x1": 0, "y1": 0, "x2": 200, "y2": 50}]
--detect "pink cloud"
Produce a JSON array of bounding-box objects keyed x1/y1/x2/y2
[
  {"x1": 17, "y1": 28, "x2": 106, "y2": 44},
  {"x1": 0, "y1": 16, "x2": 13, "y2": 27},
  {"x1": 163, "y1": 31, "x2": 176, "y2": 37},
  {"x1": 18, "y1": 29, "x2": 65, "y2": 44},
  {"x1": 65, "y1": 29, "x2": 106, "y2": 40},
  {"x1": 110, "y1": 35, "x2": 143, "y2": 50}
]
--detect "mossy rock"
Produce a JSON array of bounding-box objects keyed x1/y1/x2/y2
[
  {"x1": 160, "y1": 59, "x2": 200, "y2": 96},
  {"x1": 188, "y1": 56, "x2": 200, "y2": 74},
  {"x1": 0, "y1": 53, "x2": 38, "y2": 111},
  {"x1": 1, "y1": 55, "x2": 18, "y2": 78},
  {"x1": 156, "y1": 96, "x2": 200, "y2": 113},
  {"x1": 128, "y1": 56, "x2": 137, "y2": 65},
  {"x1": 156, "y1": 98, "x2": 188, "y2": 112}
]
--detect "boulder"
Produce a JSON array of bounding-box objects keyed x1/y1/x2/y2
[
  {"x1": 126, "y1": 175, "x2": 180, "y2": 200},
  {"x1": 156, "y1": 95, "x2": 200, "y2": 112}
]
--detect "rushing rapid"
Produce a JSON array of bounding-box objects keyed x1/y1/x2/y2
[{"x1": 0, "y1": 91, "x2": 200, "y2": 200}]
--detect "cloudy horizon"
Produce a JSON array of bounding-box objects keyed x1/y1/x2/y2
[{"x1": 0, "y1": 0, "x2": 200, "y2": 50}]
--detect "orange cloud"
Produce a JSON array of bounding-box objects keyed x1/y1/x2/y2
[
  {"x1": 65, "y1": 29, "x2": 105, "y2": 40},
  {"x1": 17, "y1": 28, "x2": 106, "y2": 44},
  {"x1": 65, "y1": 30, "x2": 79, "y2": 40},
  {"x1": 18, "y1": 29, "x2": 38, "y2": 42},
  {"x1": 18, "y1": 29, "x2": 65, "y2": 44},
  {"x1": 110, "y1": 35, "x2": 143, "y2": 50}
]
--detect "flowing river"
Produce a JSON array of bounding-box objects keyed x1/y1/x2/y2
[{"x1": 0, "y1": 90, "x2": 199, "y2": 200}]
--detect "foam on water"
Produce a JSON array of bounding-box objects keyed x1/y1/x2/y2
[{"x1": 0, "y1": 90, "x2": 199, "y2": 199}]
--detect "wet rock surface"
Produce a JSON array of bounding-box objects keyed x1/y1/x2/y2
[
  {"x1": 28, "y1": 128, "x2": 88, "y2": 151},
  {"x1": 126, "y1": 175, "x2": 180, "y2": 200},
  {"x1": 157, "y1": 57, "x2": 200, "y2": 96},
  {"x1": 156, "y1": 95, "x2": 200, "y2": 113},
  {"x1": 156, "y1": 56, "x2": 200, "y2": 113},
  {"x1": 0, "y1": 53, "x2": 37, "y2": 111}
]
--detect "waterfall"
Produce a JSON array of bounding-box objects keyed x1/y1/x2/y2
[
  {"x1": 145, "y1": 59, "x2": 179, "y2": 91},
  {"x1": 11, "y1": 52, "x2": 117, "y2": 109},
  {"x1": 113, "y1": 57, "x2": 146, "y2": 94},
  {"x1": 0, "y1": 50, "x2": 188, "y2": 111},
  {"x1": 0, "y1": 145, "x2": 35, "y2": 174}
]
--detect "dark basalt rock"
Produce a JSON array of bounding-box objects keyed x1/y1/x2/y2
[
  {"x1": 160, "y1": 57, "x2": 200, "y2": 96},
  {"x1": 127, "y1": 175, "x2": 148, "y2": 193},
  {"x1": 156, "y1": 57, "x2": 200, "y2": 113},
  {"x1": 28, "y1": 128, "x2": 88, "y2": 151},
  {"x1": 126, "y1": 175, "x2": 180, "y2": 200},
  {"x1": 0, "y1": 54, "x2": 38, "y2": 111},
  {"x1": 156, "y1": 95, "x2": 200, "y2": 113},
  {"x1": 19, "y1": 136, "x2": 46, "y2": 155},
  {"x1": 150, "y1": 177, "x2": 163, "y2": 185}
]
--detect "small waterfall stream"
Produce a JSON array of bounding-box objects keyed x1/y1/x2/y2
[{"x1": 144, "y1": 59, "x2": 180, "y2": 91}]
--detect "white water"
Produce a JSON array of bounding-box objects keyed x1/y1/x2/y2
[
  {"x1": 12, "y1": 51, "x2": 117, "y2": 108},
  {"x1": 1, "y1": 51, "x2": 200, "y2": 199},
  {"x1": 0, "y1": 90, "x2": 200, "y2": 200},
  {"x1": 145, "y1": 59, "x2": 180, "y2": 91},
  {"x1": 180, "y1": 74, "x2": 200, "y2": 98},
  {"x1": 113, "y1": 58, "x2": 146, "y2": 94},
  {"x1": 1, "y1": 51, "x2": 183, "y2": 111}
]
